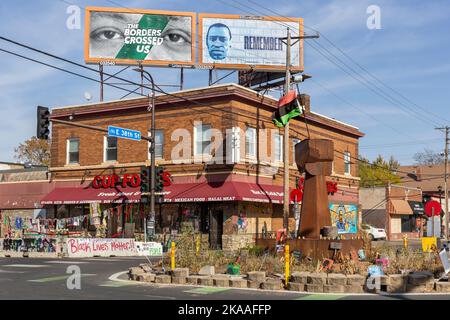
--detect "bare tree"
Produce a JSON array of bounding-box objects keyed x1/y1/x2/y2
[
  {"x1": 413, "y1": 148, "x2": 444, "y2": 165},
  {"x1": 14, "y1": 136, "x2": 50, "y2": 166}
]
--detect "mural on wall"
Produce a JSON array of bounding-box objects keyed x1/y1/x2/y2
[
  {"x1": 237, "y1": 211, "x2": 248, "y2": 232},
  {"x1": 329, "y1": 203, "x2": 358, "y2": 234}
]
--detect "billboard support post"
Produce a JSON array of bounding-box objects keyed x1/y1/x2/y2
[
  {"x1": 99, "y1": 64, "x2": 104, "y2": 102},
  {"x1": 180, "y1": 68, "x2": 184, "y2": 91}
]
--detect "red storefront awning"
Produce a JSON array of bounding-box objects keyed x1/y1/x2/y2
[
  {"x1": 40, "y1": 187, "x2": 142, "y2": 205},
  {"x1": 162, "y1": 181, "x2": 285, "y2": 203},
  {"x1": 40, "y1": 182, "x2": 287, "y2": 205}
]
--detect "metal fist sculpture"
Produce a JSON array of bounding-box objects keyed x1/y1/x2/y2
[{"x1": 295, "y1": 139, "x2": 334, "y2": 239}]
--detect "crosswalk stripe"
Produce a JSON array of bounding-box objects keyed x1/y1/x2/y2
[
  {"x1": 0, "y1": 269, "x2": 26, "y2": 273},
  {"x1": 184, "y1": 287, "x2": 231, "y2": 295},
  {"x1": 84, "y1": 258, "x2": 122, "y2": 262},
  {"x1": 3, "y1": 264, "x2": 47, "y2": 268},
  {"x1": 99, "y1": 281, "x2": 139, "y2": 287},
  {"x1": 295, "y1": 294, "x2": 346, "y2": 300},
  {"x1": 44, "y1": 261, "x2": 88, "y2": 264},
  {"x1": 28, "y1": 274, "x2": 96, "y2": 283}
]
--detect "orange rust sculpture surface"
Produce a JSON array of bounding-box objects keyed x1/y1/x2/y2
[{"x1": 295, "y1": 139, "x2": 334, "y2": 239}]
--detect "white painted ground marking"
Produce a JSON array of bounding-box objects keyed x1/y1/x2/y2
[
  {"x1": 44, "y1": 261, "x2": 88, "y2": 264},
  {"x1": 3, "y1": 264, "x2": 47, "y2": 268}
]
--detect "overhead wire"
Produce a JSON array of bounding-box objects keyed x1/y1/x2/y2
[{"x1": 243, "y1": 0, "x2": 449, "y2": 124}]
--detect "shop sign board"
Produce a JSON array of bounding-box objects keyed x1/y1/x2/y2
[
  {"x1": 422, "y1": 237, "x2": 437, "y2": 253},
  {"x1": 85, "y1": 7, "x2": 196, "y2": 67},
  {"x1": 199, "y1": 13, "x2": 303, "y2": 71},
  {"x1": 92, "y1": 174, "x2": 141, "y2": 189},
  {"x1": 425, "y1": 200, "x2": 441, "y2": 217},
  {"x1": 66, "y1": 238, "x2": 136, "y2": 257},
  {"x1": 108, "y1": 125, "x2": 141, "y2": 141},
  {"x1": 135, "y1": 241, "x2": 163, "y2": 256}
]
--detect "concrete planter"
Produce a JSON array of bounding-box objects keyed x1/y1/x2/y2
[{"x1": 127, "y1": 266, "x2": 447, "y2": 295}]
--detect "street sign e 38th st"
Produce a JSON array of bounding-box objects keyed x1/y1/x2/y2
[{"x1": 108, "y1": 125, "x2": 141, "y2": 141}]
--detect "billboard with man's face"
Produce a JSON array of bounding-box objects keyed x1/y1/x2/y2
[
  {"x1": 85, "y1": 7, "x2": 195, "y2": 66},
  {"x1": 199, "y1": 13, "x2": 303, "y2": 71}
]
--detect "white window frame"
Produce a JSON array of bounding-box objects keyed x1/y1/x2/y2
[
  {"x1": 273, "y1": 132, "x2": 283, "y2": 163},
  {"x1": 193, "y1": 123, "x2": 212, "y2": 156},
  {"x1": 245, "y1": 127, "x2": 257, "y2": 159},
  {"x1": 66, "y1": 138, "x2": 79, "y2": 165},
  {"x1": 148, "y1": 130, "x2": 164, "y2": 160},
  {"x1": 104, "y1": 136, "x2": 118, "y2": 162},
  {"x1": 344, "y1": 151, "x2": 351, "y2": 175}
]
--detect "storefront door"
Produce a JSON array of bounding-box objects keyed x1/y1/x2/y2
[{"x1": 209, "y1": 209, "x2": 223, "y2": 250}]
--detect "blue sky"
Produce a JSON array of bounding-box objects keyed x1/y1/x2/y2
[{"x1": 1, "y1": 0, "x2": 449, "y2": 164}]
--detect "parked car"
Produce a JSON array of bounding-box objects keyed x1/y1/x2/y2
[{"x1": 361, "y1": 224, "x2": 387, "y2": 240}]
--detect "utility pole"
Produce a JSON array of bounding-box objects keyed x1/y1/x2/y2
[
  {"x1": 436, "y1": 126, "x2": 449, "y2": 241},
  {"x1": 282, "y1": 28, "x2": 291, "y2": 234},
  {"x1": 279, "y1": 30, "x2": 319, "y2": 236}
]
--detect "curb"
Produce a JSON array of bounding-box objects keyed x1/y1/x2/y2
[{"x1": 112, "y1": 271, "x2": 450, "y2": 297}]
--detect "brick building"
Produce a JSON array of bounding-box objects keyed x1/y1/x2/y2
[
  {"x1": 360, "y1": 184, "x2": 424, "y2": 240},
  {"x1": 37, "y1": 83, "x2": 363, "y2": 249}
]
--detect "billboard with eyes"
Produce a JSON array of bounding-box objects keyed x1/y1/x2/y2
[
  {"x1": 84, "y1": 7, "x2": 195, "y2": 66},
  {"x1": 199, "y1": 13, "x2": 304, "y2": 72}
]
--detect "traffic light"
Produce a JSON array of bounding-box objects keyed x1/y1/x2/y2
[
  {"x1": 140, "y1": 166, "x2": 151, "y2": 194},
  {"x1": 155, "y1": 166, "x2": 164, "y2": 192},
  {"x1": 36, "y1": 106, "x2": 50, "y2": 139}
]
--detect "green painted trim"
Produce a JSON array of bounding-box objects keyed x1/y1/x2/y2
[
  {"x1": 296, "y1": 294, "x2": 346, "y2": 300},
  {"x1": 184, "y1": 287, "x2": 231, "y2": 294}
]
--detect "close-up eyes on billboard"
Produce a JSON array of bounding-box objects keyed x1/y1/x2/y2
[{"x1": 85, "y1": 7, "x2": 196, "y2": 66}]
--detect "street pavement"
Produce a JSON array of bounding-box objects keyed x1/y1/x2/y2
[{"x1": 0, "y1": 257, "x2": 449, "y2": 300}]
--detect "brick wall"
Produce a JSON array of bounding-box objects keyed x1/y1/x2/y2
[{"x1": 50, "y1": 84, "x2": 363, "y2": 190}]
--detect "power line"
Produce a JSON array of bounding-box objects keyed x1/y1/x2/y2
[
  {"x1": 0, "y1": 35, "x2": 432, "y2": 181},
  {"x1": 360, "y1": 138, "x2": 442, "y2": 149},
  {"x1": 213, "y1": 0, "x2": 441, "y2": 141},
  {"x1": 243, "y1": 0, "x2": 449, "y2": 124}
]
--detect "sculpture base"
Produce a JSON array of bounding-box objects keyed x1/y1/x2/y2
[{"x1": 256, "y1": 238, "x2": 364, "y2": 261}]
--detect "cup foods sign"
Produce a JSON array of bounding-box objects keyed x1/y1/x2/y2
[{"x1": 84, "y1": 7, "x2": 303, "y2": 71}]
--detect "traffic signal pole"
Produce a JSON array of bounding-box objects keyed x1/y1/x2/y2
[{"x1": 149, "y1": 80, "x2": 156, "y2": 239}]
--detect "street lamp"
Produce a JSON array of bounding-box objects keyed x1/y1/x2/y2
[{"x1": 133, "y1": 67, "x2": 156, "y2": 241}]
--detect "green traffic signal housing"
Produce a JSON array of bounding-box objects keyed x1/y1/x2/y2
[
  {"x1": 36, "y1": 106, "x2": 50, "y2": 140},
  {"x1": 155, "y1": 166, "x2": 165, "y2": 192},
  {"x1": 140, "y1": 166, "x2": 151, "y2": 193}
]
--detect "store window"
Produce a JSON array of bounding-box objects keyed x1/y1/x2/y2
[
  {"x1": 148, "y1": 130, "x2": 164, "y2": 159},
  {"x1": 344, "y1": 151, "x2": 351, "y2": 175},
  {"x1": 67, "y1": 138, "x2": 79, "y2": 164},
  {"x1": 273, "y1": 132, "x2": 283, "y2": 162},
  {"x1": 292, "y1": 138, "x2": 301, "y2": 164},
  {"x1": 194, "y1": 123, "x2": 211, "y2": 156},
  {"x1": 401, "y1": 215, "x2": 415, "y2": 233},
  {"x1": 104, "y1": 136, "x2": 118, "y2": 162},
  {"x1": 245, "y1": 127, "x2": 256, "y2": 158}
]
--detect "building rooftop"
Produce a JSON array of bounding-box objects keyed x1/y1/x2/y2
[
  {"x1": 51, "y1": 83, "x2": 364, "y2": 138},
  {"x1": 397, "y1": 164, "x2": 447, "y2": 193}
]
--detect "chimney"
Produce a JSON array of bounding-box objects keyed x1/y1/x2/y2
[
  {"x1": 416, "y1": 167, "x2": 422, "y2": 181},
  {"x1": 299, "y1": 94, "x2": 310, "y2": 113}
]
